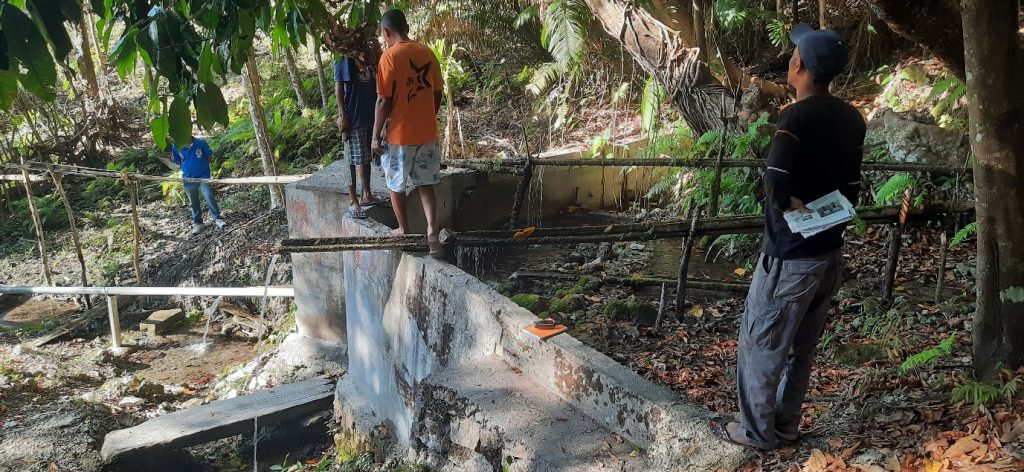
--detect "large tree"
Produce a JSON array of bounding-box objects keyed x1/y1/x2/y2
[{"x1": 868, "y1": 0, "x2": 1024, "y2": 379}]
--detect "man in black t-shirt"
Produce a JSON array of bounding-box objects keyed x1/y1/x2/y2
[{"x1": 711, "y1": 24, "x2": 866, "y2": 450}]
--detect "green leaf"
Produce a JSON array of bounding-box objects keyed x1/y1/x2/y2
[
  {"x1": 168, "y1": 95, "x2": 193, "y2": 149},
  {"x1": 950, "y1": 222, "x2": 977, "y2": 247},
  {"x1": 641, "y1": 77, "x2": 665, "y2": 133},
  {"x1": 0, "y1": 31, "x2": 8, "y2": 70},
  {"x1": 151, "y1": 114, "x2": 170, "y2": 151},
  {"x1": 195, "y1": 83, "x2": 228, "y2": 129},
  {"x1": 874, "y1": 174, "x2": 916, "y2": 205},
  {"x1": 514, "y1": 4, "x2": 539, "y2": 29},
  {"x1": 1, "y1": 5, "x2": 57, "y2": 101},
  {"x1": 198, "y1": 43, "x2": 215, "y2": 84},
  {"x1": 110, "y1": 27, "x2": 139, "y2": 78},
  {"x1": 0, "y1": 69, "x2": 18, "y2": 109},
  {"x1": 27, "y1": 0, "x2": 74, "y2": 61},
  {"x1": 542, "y1": 0, "x2": 589, "y2": 70},
  {"x1": 999, "y1": 287, "x2": 1024, "y2": 304}
]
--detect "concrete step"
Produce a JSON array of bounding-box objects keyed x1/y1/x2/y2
[
  {"x1": 416, "y1": 357, "x2": 647, "y2": 472},
  {"x1": 101, "y1": 377, "x2": 334, "y2": 464}
]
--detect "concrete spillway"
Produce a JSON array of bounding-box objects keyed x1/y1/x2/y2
[{"x1": 284, "y1": 153, "x2": 747, "y2": 471}]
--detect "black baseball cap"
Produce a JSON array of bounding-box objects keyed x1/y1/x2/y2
[{"x1": 789, "y1": 24, "x2": 848, "y2": 80}]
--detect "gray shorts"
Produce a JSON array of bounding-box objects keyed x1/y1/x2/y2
[{"x1": 344, "y1": 127, "x2": 373, "y2": 166}]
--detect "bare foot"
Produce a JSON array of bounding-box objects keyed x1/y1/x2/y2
[
  {"x1": 360, "y1": 195, "x2": 380, "y2": 206},
  {"x1": 427, "y1": 234, "x2": 443, "y2": 258},
  {"x1": 347, "y1": 202, "x2": 365, "y2": 219},
  {"x1": 389, "y1": 228, "x2": 405, "y2": 236}
]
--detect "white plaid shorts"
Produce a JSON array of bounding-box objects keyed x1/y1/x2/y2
[
  {"x1": 344, "y1": 127, "x2": 373, "y2": 166},
  {"x1": 381, "y1": 142, "x2": 441, "y2": 193}
]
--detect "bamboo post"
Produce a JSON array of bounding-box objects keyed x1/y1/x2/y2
[
  {"x1": 654, "y1": 283, "x2": 669, "y2": 331},
  {"x1": 882, "y1": 223, "x2": 902, "y2": 301},
  {"x1": 675, "y1": 204, "x2": 704, "y2": 315},
  {"x1": 126, "y1": 179, "x2": 143, "y2": 282},
  {"x1": 709, "y1": 141, "x2": 726, "y2": 217},
  {"x1": 49, "y1": 171, "x2": 90, "y2": 308},
  {"x1": 508, "y1": 126, "x2": 535, "y2": 230},
  {"x1": 935, "y1": 231, "x2": 948, "y2": 305},
  {"x1": 106, "y1": 295, "x2": 122, "y2": 348},
  {"x1": 20, "y1": 160, "x2": 53, "y2": 286},
  {"x1": 884, "y1": 188, "x2": 914, "y2": 301}
]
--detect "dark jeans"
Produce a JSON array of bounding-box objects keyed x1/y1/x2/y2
[
  {"x1": 184, "y1": 183, "x2": 221, "y2": 224},
  {"x1": 736, "y1": 250, "x2": 843, "y2": 449}
]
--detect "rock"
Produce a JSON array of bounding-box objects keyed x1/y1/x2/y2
[
  {"x1": 864, "y1": 108, "x2": 969, "y2": 165},
  {"x1": 580, "y1": 259, "x2": 604, "y2": 273},
  {"x1": 133, "y1": 381, "x2": 165, "y2": 399},
  {"x1": 596, "y1": 243, "x2": 614, "y2": 261},
  {"x1": 179, "y1": 398, "x2": 205, "y2": 409},
  {"x1": 118, "y1": 396, "x2": 145, "y2": 407},
  {"x1": 456, "y1": 452, "x2": 494, "y2": 472},
  {"x1": 629, "y1": 242, "x2": 646, "y2": 251},
  {"x1": 449, "y1": 418, "x2": 481, "y2": 451}
]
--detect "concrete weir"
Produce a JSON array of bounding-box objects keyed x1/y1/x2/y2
[{"x1": 286, "y1": 156, "x2": 746, "y2": 471}]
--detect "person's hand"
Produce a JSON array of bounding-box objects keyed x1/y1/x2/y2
[
  {"x1": 372, "y1": 139, "x2": 385, "y2": 156},
  {"x1": 337, "y1": 115, "x2": 350, "y2": 133},
  {"x1": 784, "y1": 197, "x2": 812, "y2": 214}
]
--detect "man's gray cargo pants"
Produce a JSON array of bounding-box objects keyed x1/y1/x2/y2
[{"x1": 737, "y1": 249, "x2": 843, "y2": 449}]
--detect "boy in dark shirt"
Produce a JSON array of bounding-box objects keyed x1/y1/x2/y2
[
  {"x1": 335, "y1": 56, "x2": 380, "y2": 218},
  {"x1": 711, "y1": 24, "x2": 865, "y2": 450}
]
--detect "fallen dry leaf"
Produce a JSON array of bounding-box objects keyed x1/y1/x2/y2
[
  {"x1": 1000, "y1": 421, "x2": 1024, "y2": 443},
  {"x1": 734, "y1": 268, "x2": 747, "y2": 277},
  {"x1": 943, "y1": 436, "x2": 983, "y2": 459},
  {"x1": 804, "y1": 449, "x2": 829, "y2": 472},
  {"x1": 921, "y1": 458, "x2": 946, "y2": 472},
  {"x1": 688, "y1": 305, "x2": 704, "y2": 318},
  {"x1": 513, "y1": 227, "x2": 536, "y2": 239}
]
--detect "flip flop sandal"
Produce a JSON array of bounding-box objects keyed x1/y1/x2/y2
[
  {"x1": 709, "y1": 416, "x2": 770, "y2": 451},
  {"x1": 347, "y1": 207, "x2": 367, "y2": 219}
]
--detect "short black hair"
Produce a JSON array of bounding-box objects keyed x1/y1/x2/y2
[{"x1": 381, "y1": 9, "x2": 409, "y2": 36}]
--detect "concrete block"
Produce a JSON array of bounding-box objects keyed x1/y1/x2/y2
[{"x1": 138, "y1": 309, "x2": 183, "y2": 336}]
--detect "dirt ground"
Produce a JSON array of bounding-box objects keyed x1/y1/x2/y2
[{"x1": 488, "y1": 213, "x2": 1024, "y2": 472}]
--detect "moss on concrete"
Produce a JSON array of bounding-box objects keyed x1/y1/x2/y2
[
  {"x1": 511, "y1": 294, "x2": 542, "y2": 312},
  {"x1": 603, "y1": 296, "x2": 659, "y2": 325}
]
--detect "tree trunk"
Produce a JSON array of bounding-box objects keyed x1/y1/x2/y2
[
  {"x1": 283, "y1": 47, "x2": 311, "y2": 110},
  {"x1": 313, "y1": 39, "x2": 330, "y2": 108},
  {"x1": 691, "y1": 0, "x2": 707, "y2": 62},
  {"x1": 790, "y1": 0, "x2": 799, "y2": 23},
  {"x1": 818, "y1": 0, "x2": 827, "y2": 28},
  {"x1": 20, "y1": 157, "x2": 53, "y2": 286},
  {"x1": 963, "y1": 0, "x2": 1024, "y2": 380},
  {"x1": 78, "y1": 7, "x2": 100, "y2": 111},
  {"x1": 242, "y1": 52, "x2": 285, "y2": 208},
  {"x1": 864, "y1": 0, "x2": 965, "y2": 78},
  {"x1": 583, "y1": 0, "x2": 742, "y2": 136}
]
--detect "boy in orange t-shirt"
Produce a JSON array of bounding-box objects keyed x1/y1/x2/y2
[{"x1": 371, "y1": 9, "x2": 445, "y2": 257}]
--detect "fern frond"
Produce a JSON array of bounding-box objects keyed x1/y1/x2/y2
[
  {"x1": 767, "y1": 19, "x2": 789, "y2": 48},
  {"x1": 514, "y1": 4, "x2": 540, "y2": 29},
  {"x1": 526, "y1": 62, "x2": 561, "y2": 96},
  {"x1": 874, "y1": 174, "x2": 916, "y2": 205},
  {"x1": 898, "y1": 333, "x2": 955, "y2": 374},
  {"x1": 950, "y1": 222, "x2": 977, "y2": 246},
  {"x1": 542, "y1": 0, "x2": 590, "y2": 70}
]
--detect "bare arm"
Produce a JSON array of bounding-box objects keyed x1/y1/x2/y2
[
  {"x1": 371, "y1": 94, "x2": 393, "y2": 154},
  {"x1": 335, "y1": 81, "x2": 348, "y2": 132}
]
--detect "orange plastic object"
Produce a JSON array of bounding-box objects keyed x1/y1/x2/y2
[{"x1": 523, "y1": 323, "x2": 568, "y2": 341}]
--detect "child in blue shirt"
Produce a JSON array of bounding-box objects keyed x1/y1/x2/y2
[{"x1": 171, "y1": 136, "x2": 225, "y2": 235}]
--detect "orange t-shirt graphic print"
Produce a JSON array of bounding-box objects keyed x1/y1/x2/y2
[{"x1": 377, "y1": 40, "x2": 444, "y2": 145}]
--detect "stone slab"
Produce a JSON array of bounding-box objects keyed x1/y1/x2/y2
[
  {"x1": 139, "y1": 309, "x2": 184, "y2": 336},
  {"x1": 100, "y1": 377, "x2": 334, "y2": 463}
]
